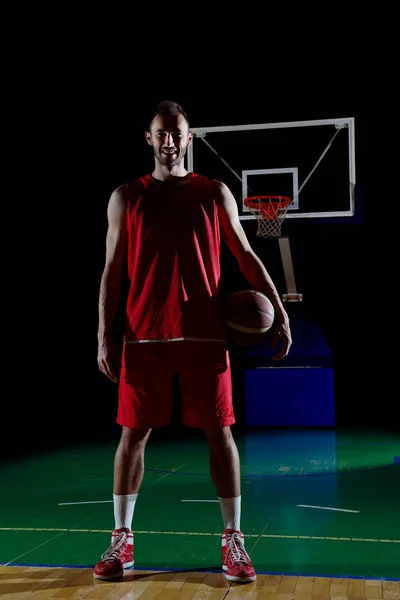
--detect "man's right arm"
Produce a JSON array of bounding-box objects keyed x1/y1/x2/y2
[{"x1": 97, "y1": 186, "x2": 128, "y2": 381}]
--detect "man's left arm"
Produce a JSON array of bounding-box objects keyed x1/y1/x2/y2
[{"x1": 215, "y1": 180, "x2": 292, "y2": 360}]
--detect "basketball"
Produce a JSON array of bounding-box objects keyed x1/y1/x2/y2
[{"x1": 223, "y1": 290, "x2": 275, "y2": 346}]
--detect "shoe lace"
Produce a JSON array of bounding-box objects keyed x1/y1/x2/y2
[
  {"x1": 101, "y1": 531, "x2": 127, "y2": 562},
  {"x1": 227, "y1": 532, "x2": 250, "y2": 565}
]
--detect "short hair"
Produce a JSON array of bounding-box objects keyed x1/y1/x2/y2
[{"x1": 148, "y1": 100, "x2": 190, "y2": 131}]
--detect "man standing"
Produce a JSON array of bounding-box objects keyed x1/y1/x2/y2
[{"x1": 95, "y1": 100, "x2": 292, "y2": 582}]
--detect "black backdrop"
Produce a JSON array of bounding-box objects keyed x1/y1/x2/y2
[{"x1": 4, "y1": 77, "x2": 396, "y2": 461}]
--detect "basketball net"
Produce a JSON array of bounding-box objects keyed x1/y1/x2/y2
[{"x1": 244, "y1": 196, "x2": 292, "y2": 238}]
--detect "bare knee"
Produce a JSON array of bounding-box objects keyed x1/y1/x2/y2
[
  {"x1": 119, "y1": 427, "x2": 151, "y2": 454},
  {"x1": 205, "y1": 426, "x2": 234, "y2": 449}
]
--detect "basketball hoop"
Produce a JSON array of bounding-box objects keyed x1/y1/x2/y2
[{"x1": 244, "y1": 195, "x2": 292, "y2": 238}]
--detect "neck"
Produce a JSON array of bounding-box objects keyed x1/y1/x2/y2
[{"x1": 152, "y1": 161, "x2": 188, "y2": 182}]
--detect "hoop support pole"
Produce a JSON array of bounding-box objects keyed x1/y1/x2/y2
[{"x1": 278, "y1": 235, "x2": 303, "y2": 302}]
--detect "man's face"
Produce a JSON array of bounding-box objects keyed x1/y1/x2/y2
[{"x1": 145, "y1": 114, "x2": 193, "y2": 168}]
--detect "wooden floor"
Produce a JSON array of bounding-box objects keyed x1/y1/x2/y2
[{"x1": 1, "y1": 566, "x2": 399, "y2": 600}]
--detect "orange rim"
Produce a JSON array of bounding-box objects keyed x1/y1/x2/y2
[{"x1": 244, "y1": 196, "x2": 291, "y2": 220}]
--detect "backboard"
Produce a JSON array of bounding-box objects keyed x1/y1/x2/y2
[{"x1": 186, "y1": 117, "x2": 356, "y2": 222}]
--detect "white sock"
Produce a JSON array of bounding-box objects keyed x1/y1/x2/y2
[
  {"x1": 113, "y1": 493, "x2": 138, "y2": 531},
  {"x1": 218, "y1": 495, "x2": 241, "y2": 531}
]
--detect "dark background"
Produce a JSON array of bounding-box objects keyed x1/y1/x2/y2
[{"x1": 4, "y1": 63, "x2": 396, "y2": 461}]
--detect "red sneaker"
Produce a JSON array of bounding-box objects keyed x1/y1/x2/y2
[
  {"x1": 222, "y1": 529, "x2": 256, "y2": 582},
  {"x1": 93, "y1": 528, "x2": 134, "y2": 580}
]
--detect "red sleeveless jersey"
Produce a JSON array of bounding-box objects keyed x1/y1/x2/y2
[{"x1": 123, "y1": 173, "x2": 227, "y2": 343}]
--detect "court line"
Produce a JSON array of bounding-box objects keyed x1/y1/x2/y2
[
  {"x1": 297, "y1": 504, "x2": 360, "y2": 513},
  {"x1": 2, "y1": 517, "x2": 93, "y2": 567},
  {"x1": 59, "y1": 500, "x2": 113, "y2": 505},
  {"x1": 144, "y1": 464, "x2": 186, "y2": 486},
  {"x1": 58, "y1": 499, "x2": 358, "y2": 508},
  {"x1": 57, "y1": 465, "x2": 187, "y2": 506},
  {"x1": 1, "y1": 527, "x2": 398, "y2": 543},
  {"x1": 143, "y1": 462, "x2": 400, "y2": 477},
  {"x1": 249, "y1": 465, "x2": 304, "y2": 555},
  {"x1": 181, "y1": 500, "x2": 219, "y2": 503},
  {"x1": 59, "y1": 499, "x2": 220, "y2": 505},
  {"x1": 1, "y1": 562, "x2": 399, "y2": 582}
]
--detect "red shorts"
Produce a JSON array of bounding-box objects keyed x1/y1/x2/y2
[{"x1": 117, "y1": 341, "x2": 235, "y2": 430}]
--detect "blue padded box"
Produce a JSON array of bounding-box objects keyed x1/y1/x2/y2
[{"x1": 244, "y1": 319, "x2": 335, "y2": 426}]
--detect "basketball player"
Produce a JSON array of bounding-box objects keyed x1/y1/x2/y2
[{"x1": 95, "y1": 100, "x2": 292, "y2": 582}]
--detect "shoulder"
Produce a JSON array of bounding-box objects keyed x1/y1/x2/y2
[
  {"x1": 108, "y1": 184, "x2": 129, "y2": 214},
  {"x1": 109, "y1": 174, "x2": 151, "y2": 211},
  {"x1": 212, "y1": 179, "x2": 235, "y2": 208},
  {"x1": 213, "y1": 179, "x2": 230, "y2": 194},
  {"x1": 191, "y1": 173, "x2": 230, "y2": 199}
]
